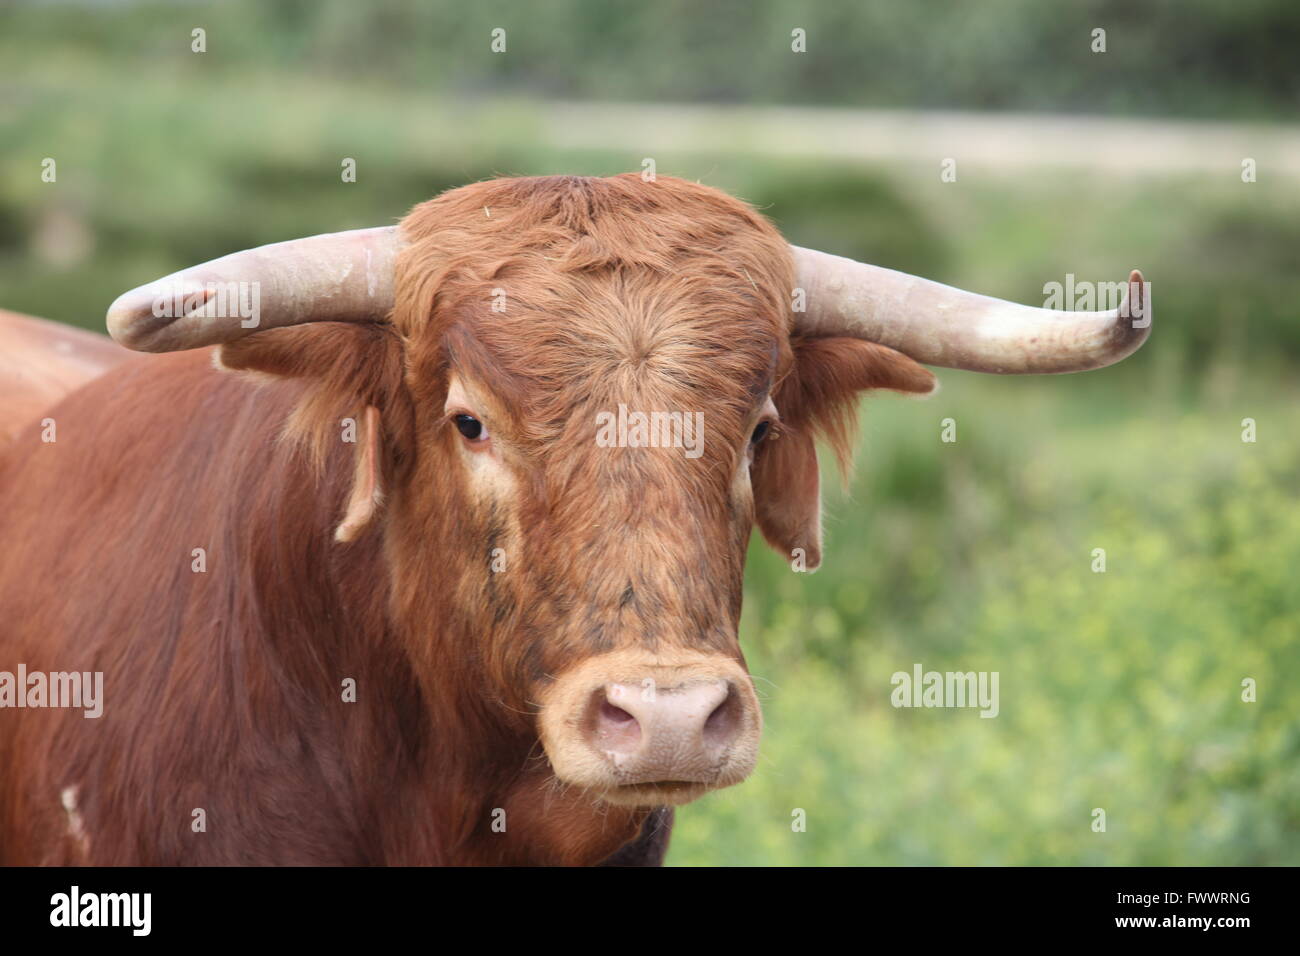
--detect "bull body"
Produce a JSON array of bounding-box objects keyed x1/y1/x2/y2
[{"x1": 0, "y1": 351, "x2": 649, "y2": 864}]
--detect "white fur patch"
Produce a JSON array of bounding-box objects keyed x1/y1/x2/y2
[{"x1": 61, "y1": 785, "x2": 90, "y2": 855}]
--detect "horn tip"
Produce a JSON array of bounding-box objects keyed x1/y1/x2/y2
[
  {"x1": 106, "y1": 289, "x2": 172, "y2": 352},
  {"x1": 1114, "y1": 268, "x2": 1152, "y2": 358},
  {"x1": 106, "y1": 294, "x2": 148, "y2": 350}
]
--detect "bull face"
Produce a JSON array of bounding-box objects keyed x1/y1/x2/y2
[
  {"x1": 435, "y1": 356, "x2": 773, "y2": 806},
  {"x1": 411, "y1": 218, "x2": 789, "y2": 802},
  {"x1": 389, "y1": 176, "x2": 802, "y2": 805},
  {"x1": 105, "y1": 174, "x2": 1149, "y2": 812}
]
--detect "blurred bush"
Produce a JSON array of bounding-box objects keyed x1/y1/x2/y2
[
  {"x1": 673, "y1": 380, "x2": 1300, "y2": 865},
  {"x1": 4, "y1": 0, "x2": 1298, "y2": 117}
]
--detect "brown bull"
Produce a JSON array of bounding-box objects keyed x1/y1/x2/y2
[{"x1": 0, "y1": 175, "x2": 1148, "y2": 865}]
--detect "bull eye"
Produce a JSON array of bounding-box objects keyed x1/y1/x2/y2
[
  {"x1": 750, "y1": 421, "x2": 771, "y2": 445},
  {"x1": 454, "y1": 413, "x2": 487, "y2": 442}
]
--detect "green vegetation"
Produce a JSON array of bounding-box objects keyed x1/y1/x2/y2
[
  {"x1": 3, "y1": 0, "x2": 1297, "y2": 118},
  {"x1": 677, "y1": 375, "x2": 1300, "y2": 865},
  {"x1": 2, "y1": 0, "x2": 1296, "y2": 865}
]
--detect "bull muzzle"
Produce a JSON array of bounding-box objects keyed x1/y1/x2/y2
[{"x1": 538, "y1": 650, "x2": 762, "y2": 807}]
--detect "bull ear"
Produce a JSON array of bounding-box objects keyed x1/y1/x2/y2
[
  {"x1": 216, "y1": 323, "x2": 402, "y2": 543},
  {"x1": 215, "y1": 322, "x2": 397, "y2": 383},
  {"x1": 753, "y1": 424, "x2": 823, "y2": 571},
  {"x1": 334, "y1": 404, "x2": 383, "y2": 543},
  {"x1": 753, "y1": 337, "x2": 935, "y2": 570}
]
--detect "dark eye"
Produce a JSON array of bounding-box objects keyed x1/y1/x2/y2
[
  {"x1": 750, "y1": 421, "x2": 771, "y2": 445},
  {"x1": 454, "y1": 414, "x2": 487, "y2": 442}
]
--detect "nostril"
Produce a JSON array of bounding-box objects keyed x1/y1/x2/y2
[
  {"x1": 702, "y1": 683, "x2": 740, "y2": 750},
  {"x1": 600, "y1": 700, "x2": 635, "y2": 725},
  {"x1": 594, "y1": 698, "x2": 641, "y2": 754}
]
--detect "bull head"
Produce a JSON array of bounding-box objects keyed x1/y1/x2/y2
[{"x1": 105, "y1": 175, "x2": 1148, "y2": 815}]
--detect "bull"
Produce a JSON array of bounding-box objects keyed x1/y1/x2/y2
[{"x1": 0, "y1": 174, "x2": 1148, "y2": 865}]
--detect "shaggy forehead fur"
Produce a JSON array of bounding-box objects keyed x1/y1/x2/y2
[{"x1": 393, "y1": 174, "x2": 795, "y2": 470}]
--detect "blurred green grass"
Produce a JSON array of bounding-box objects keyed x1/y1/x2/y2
[
  {"x1": 674, "y1": 375, "x2": 1300, "y2": 865},
  {"x1": 3, "y1": 3, "x2": 1297, "y2": 866}
]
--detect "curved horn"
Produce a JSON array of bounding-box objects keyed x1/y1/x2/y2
[
  {"x1": 792, "y1": 246, "x2": 1150, "y2": 374},
  {"x1": 106, "y1": 226, "x2": 403, "y2": 352}
]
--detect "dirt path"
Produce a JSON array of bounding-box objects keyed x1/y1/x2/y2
[{"x1": 533, "y1": 102, "x2": 1300, "y2": 179}]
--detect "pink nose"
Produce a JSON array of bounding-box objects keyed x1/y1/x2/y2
[{"x1": 589, "y1": 679, "x2": 740, "y2": 784}]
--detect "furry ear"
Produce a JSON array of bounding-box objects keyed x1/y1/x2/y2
[
  {"x1": 334, "y1": 404, "x2": 383, "y2": 542},
  {"x1": 753, "y1": 424, "x2": 823, "y2": 571},
  {"x1": 216, "y1": 323, "x2": 405, "y2": 543},
  {"x1": 215, "y1": 322, "x2": 405, "y2": 400},
  {"x1": 753, "y1": 337, "x2": 935, "y2": 570}
]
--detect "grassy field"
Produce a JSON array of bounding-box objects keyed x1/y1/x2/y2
[
  {"x1": 4, "y1": 29, "x2": 1298, "y2": 865},
  {"x1": 673, "y1": 372, "x2": 1300, "y2": 865}
]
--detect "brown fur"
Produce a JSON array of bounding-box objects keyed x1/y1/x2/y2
[
  {"x1": 0, "y1": 310, "x2": 130, "y2": 447},
  {"x1": 0, "y1": 175, "x2": 931, "y2": 865}
]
